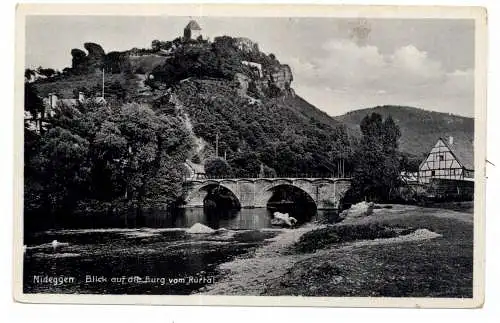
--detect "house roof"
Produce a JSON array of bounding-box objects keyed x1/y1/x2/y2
[
  {"x1": 185, "y1": 159, "x2": 205, "y2": 174},
  {"x1": 92, "y1": 97, "x2": 107, "y2": 104},
  {"x1": 43, "y1": 97, "x2": 78, "y2": 107},
  {"x1": 60, "y1": 99, "x2": 78, "y2": 106},
  {"x1": 185, "y1": 20, "x2": 201, "y2": 31},
  {"x1": 441, "y1": 137, "x2": 474, "y2": 170}
]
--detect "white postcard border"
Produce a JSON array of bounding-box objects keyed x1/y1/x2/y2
[{"x1": 13, "y1": 3, "x2": 487, "y2": 308}]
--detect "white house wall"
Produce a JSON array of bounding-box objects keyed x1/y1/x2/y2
[{"x1": 419, "y1": 139, "x2": 464, "y2": 183}]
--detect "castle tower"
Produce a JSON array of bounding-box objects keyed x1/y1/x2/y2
[{"x1": 183, "y1": 20, "x2": 202, "y2": 41}]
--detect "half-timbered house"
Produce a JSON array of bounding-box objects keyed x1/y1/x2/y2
[{"x1": 418, "y1": 136, "x2": 474, "y2": 184}]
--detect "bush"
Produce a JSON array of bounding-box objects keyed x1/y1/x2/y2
[
  {"x1": 295, "y1": 228, "x2": 340, "y2": 253},
  {"x1": 204, "y1": 157, "x2": 232, "y2": 178},
  {"x1": 295, "y1": 223, "x2": 399, "y2": 253}
]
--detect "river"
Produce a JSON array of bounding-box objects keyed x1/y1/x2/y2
[{"x1": 23, "y1": 206, "x2": 338, "y2": 295}]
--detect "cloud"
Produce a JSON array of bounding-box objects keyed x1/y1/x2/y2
[
  {"x1": 287, "y1": 39, "x2": 474, "y2": 117},
  {"x1": 390, "y1": 45, "x2": 444, "y2": 81}
]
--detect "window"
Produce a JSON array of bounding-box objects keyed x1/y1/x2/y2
[
  {"x1": 439, "y1": 155, "x2": 444, "y2": 161},
  {"x1": 431, "y1": 170, "x2": 436, "y2": 176}
]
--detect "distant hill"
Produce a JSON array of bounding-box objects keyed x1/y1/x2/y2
[{"x1": 334, "y1": 105, "x2": 474, "y2": 158}]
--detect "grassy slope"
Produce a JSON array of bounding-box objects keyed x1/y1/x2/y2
[
  {"x1": 128, "y1": 55, "x2": 167, "y2": 74},
  {"x1": 33, "y1": 72, "x2": 129, "y2": 99},
  {"x1": 263, "y1": 207, "x2": 472, "y2": 297},
  {"x1": 334, "y1": 106, "x2": 474, "y2": 157}
]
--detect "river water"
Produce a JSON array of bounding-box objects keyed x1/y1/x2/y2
[{"x1": 23, "y1": 207, "x2": 338, "y2": 295}]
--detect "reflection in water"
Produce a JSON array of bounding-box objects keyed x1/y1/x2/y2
[
  {"x1": 151, "y1": 208, "x2": 270, "y2": 229},
  {"x1": 25, "y1": 206, "x2": 338, "y2": 237}
]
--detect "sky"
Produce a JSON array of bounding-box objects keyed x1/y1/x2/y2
[{"x1": 25, "y1": 16, "x2": 475, "y2": 117}]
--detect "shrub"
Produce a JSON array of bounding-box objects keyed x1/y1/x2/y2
[
  {"x1": 295, "y1": 227, "x2": 340, "y2": 253},
  {"x1": 295, "y1": 223, "x2": 399, "y2": 253},
  {"x1": 204, "y1": 157, "x2": 232, "y2": 178}
]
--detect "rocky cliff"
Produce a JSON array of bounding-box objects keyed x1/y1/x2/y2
[{"x1": 71, "y1": 42, "x2": 106, "y2": 73}]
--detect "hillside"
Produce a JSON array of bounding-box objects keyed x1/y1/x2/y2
[
  {"x1": 165, "y1": 77, "x2": 350, "y2": 177},
  {"x1": 28, "y1": 36, "x2": 353, "y2": 179},
  {"x1": 334, "y1": 106, "x2": 474, "y2": 158}
]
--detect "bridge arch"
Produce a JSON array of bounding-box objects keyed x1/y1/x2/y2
[
  {"x1": 255, "y1": 182, "x2": 317, "y2": 209},
  {"x1": 185, "y1": 182, "x2": 241, "y2": 208}
]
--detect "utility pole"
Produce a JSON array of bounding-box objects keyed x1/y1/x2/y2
[
  {"x1": 215, "y1": 132, "x2": 219, "y2": 158},
  {"x1": 340, "y1": 152, "x2": 343, "y2": 178},
  {"x1": 102, "y1": 68, "x2": 105, "y2": 99}
]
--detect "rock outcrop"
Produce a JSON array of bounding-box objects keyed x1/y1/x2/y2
[
  {"x1": 71, "y1": 42, "x2": 106, "y2": 73},
  {"x1": 269, "y1": 64, "x2": 293, "y2": 92},
  {"x1": 71, "y1": 48, "x2": 88, "y2": 72},
  {"x1": 84, "y1": 42, "x2": 106, "y2": 66}
]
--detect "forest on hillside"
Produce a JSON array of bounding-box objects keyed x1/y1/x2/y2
[
  {"x1": 173, "y1": 78, "x2": 353, "y2": 178},
  {"x1": 24, "y1": 33, "x2": 426, "y2": 219}
]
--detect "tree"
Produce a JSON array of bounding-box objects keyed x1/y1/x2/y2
[
  {"x1": 400, "y1": 152, "x2": 421, "y2": 172},
  {"x1": 228, "y1": 151, "x2": 261, "y2": 178},
  {"x1": 24, "y1": 82, "x2": 44, "y2": 117},
  {"x1": 32, "y1": 127, "x2": 92, "y2": 214},
  {"x1": 24, "y1": 99, "x2": 193, "y2": 219},
  {"x1": 351, "y1": 113, "x2": 402, "y2": 202},
  {"x1": 205, "y1": 157, "x2": 232, "y2": 178},
  {"x1": 25, "y1": 68, "x2": 36, "y2": 81},
  {"x1": 261, "y1": 164, "x2": 277, "y2": 178},
  {"x1": 36, "y1": 67, "x2": 56, "y2": 78},
  {"x1": 151, "y1": 40, "x2": 161, "y2": 51}
]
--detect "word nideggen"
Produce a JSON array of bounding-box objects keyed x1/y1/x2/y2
[{"x1": 33, "y1": 275, "x2": 75, "y2": 286}]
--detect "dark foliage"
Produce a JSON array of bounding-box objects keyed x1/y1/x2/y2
[
  {"x1": 175, "y1": 79, "x2": 354, "y2": 177},
  {"x1": 350, "y1": 113, "x2": 402, "y2": 202},
  {"x1": 24, "y1": 96, "x2": 192, "y2": 219},
  {"x1": 24, "y1": 83, "x2": 44, "y2": 119},
  {"x1": 204, "y1": 157, "x2": 232, "y2": 178},
  {"x1": 294, "y1": 223, "x2": 401, "y2": 253}
]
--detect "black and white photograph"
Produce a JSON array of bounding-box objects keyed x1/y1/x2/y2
[{"x1": 14, "y1": 4, "x2": 486, "y2": 307}]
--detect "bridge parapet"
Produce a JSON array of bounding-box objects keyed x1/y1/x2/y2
[{"x1": 185, "y1": 177, "x2": 352, "y2": 184}]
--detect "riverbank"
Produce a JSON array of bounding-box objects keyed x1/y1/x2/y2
[{"x1": 200, "y1": 204, "x2": 473, "y2": 297}]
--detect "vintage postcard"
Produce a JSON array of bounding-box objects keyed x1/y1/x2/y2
[{"x1": 14, "y1": 4, "x2": 486, "y2": 307}]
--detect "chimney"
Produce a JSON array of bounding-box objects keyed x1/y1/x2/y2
[
  {"x1": 45, "y1": 93, "x2": 58, "y2": 118},
  {"x1": 78, "y1": 92, "x2": 85, "y2": 103},
  {"x1": 49, "y1": 93, "x2": 58, "y2": 109},
  {"x1": 448, "y1": 136, "x2": 454, "y2": 146}
]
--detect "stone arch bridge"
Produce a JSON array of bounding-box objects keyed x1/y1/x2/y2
[{"x1": 183, "y1": 177, "x2": 351, "y2": 210}]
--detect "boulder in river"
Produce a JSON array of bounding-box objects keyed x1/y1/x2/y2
[
  {"x1": 187, "y1": 223, "x2": 216, "y2": 234},
  {"x1": 272, "y1": 212, "x2": 297, "y2": 228}
]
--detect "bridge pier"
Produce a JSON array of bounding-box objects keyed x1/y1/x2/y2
[{"x1": 184, "y1": 188, "x2": 209, "y2": 207}]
